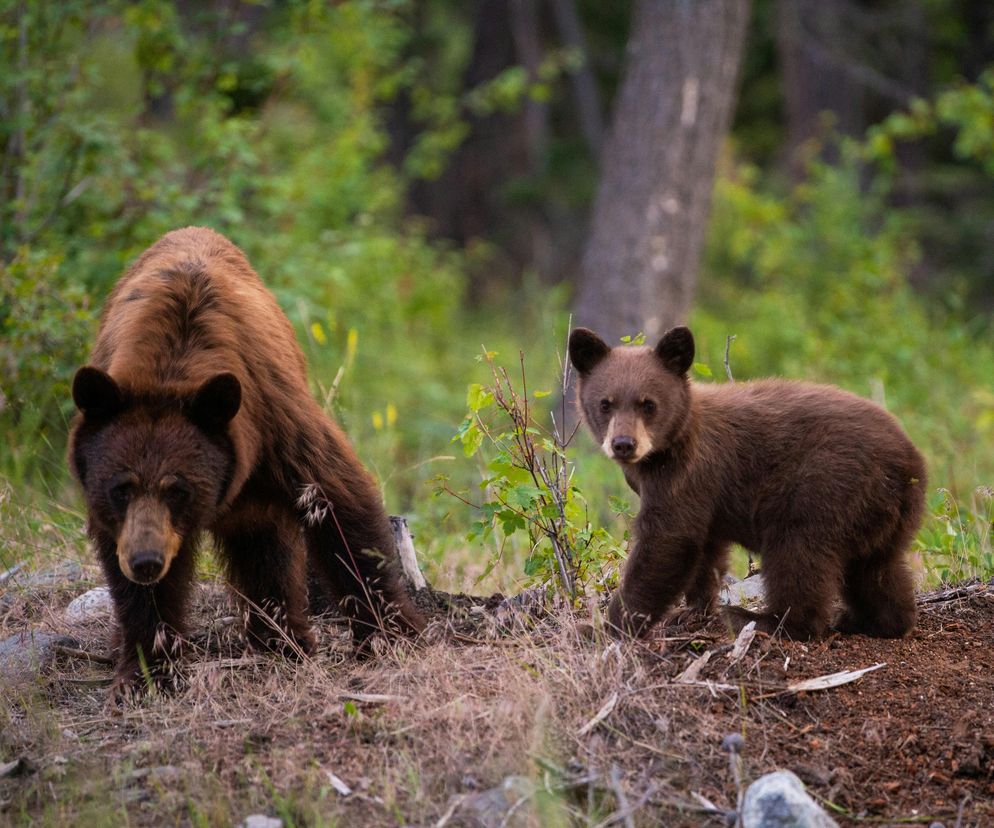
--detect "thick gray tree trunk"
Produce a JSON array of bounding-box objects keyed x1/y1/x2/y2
[{"x1": 574, "y1": 0, "x2": 751, "y2": 344}]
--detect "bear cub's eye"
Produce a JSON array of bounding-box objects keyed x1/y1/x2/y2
[
  {"x1": 641, "y1": 399, "x2": 657, "y2": 415},
  {"x1": 599, "y1": 399, "x2": 612, "y2": 414}
]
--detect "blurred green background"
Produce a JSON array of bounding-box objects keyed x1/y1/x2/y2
[{"x1": 1, "y1": 0, "x2": 991, "y2": 591}]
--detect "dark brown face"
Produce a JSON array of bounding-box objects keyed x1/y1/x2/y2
[
  {"x1": 70, "y1": 369, "x2": 239, "y2": 584},
  {"x1": 569, "y1": 327, "x2": 694, "y2": 465}
]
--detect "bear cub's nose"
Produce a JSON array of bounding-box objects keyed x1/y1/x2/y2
[
  {"x1": 130, "y1": 551, "x2": 165, "y2": 584},
  {"x1": 611, "y1": 436, "x2": 637, "y2": 460}
]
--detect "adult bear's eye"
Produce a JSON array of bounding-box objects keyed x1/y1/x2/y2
[
  {"x1": 599, "y1": 399, "x2": 612, "y2": 413},
  {"x1": 109, "y1": 481, "x2": 135, "y2": 509},
  {"x1": 160, "y1": 475, "x2": 192, "y2": 509},
  {"x1": 641, "y1": 399, "x2": 657, "y2": 415}
]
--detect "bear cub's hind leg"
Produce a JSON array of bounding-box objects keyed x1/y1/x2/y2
[
  {"x1": 722, "y1": 537, "x2": 842, "y2": 639},
  {"x1": 837, "y1": 549, "x2": 917, "y2": 638}
]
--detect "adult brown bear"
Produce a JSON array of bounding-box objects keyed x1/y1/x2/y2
[
  {"x1": 569, "y1": 325, "x2": 925, "y2": 641},
  {"x1": 69, "y1": 227, "x2": 424, "y2": 698}
]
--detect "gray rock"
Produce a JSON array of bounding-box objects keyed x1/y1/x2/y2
[
  {"x1": 239, "y1": 816, "x2": 283, "y2": 828},
  {"x1": 0, "y1": 630, "x2": 78, "y2": 679},
  {"x1": 10, "y1": 561, "x2": 84, "y2": 588},
  {"x1": 741, "y1": 770, "x2": 838, "y2": 828},
  {"x1": 0, "y1": 561, "x2": 86, "y2": 613},
  {"x1": 65, "y1": 587, "x2": 112, "y2": 622}
]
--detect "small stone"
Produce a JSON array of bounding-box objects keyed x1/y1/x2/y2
[
  {"x1": 65, "y1": 587, "x2": 113, "y2": 622},
  {"x1": 741, "y1": 770, "x2": 838, "y2": 828},
  {"x1": 456, "y1": 776, "x2": 532, "y2": 828}
]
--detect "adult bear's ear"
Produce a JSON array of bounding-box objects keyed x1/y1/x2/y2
[
  {"x1": 72, "y1": 367, "x2": 125, "y2": 419},
  {"x1": 190, "y1": 373, "x2": 241, "y2": 432},
  {"x1": 655, "y1": 327, "x2": 695, "y2": 376},
  {"x1": 568, "y1": 328, "x2": 611, "y2": 375}
]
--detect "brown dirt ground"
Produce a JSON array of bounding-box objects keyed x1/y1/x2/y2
[{"x1": 1, "y1": 576, "x2": 992, "y2": 826}]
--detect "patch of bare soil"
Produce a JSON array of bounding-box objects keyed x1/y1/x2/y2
[{"x1": 1, "y1": 577, "x2": 992, "y2": 826}]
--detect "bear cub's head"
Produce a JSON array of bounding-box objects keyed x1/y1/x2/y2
[
  {"x1": 568, "y1": 326, "x2": 694, "y2": 465},
  {"x1": 70, "y1": 368, "x2": 241, "y2": 585}
]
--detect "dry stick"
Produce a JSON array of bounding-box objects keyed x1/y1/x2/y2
[
  {"x1": 606, "y1": 764, "x2": 636, "y2": 828},
  {"x1": 724, "y1": 334, "x2": 736, "y2": 383},
  {"x1": 391, "y1": 517, "x2": 427, "y2": 591}
]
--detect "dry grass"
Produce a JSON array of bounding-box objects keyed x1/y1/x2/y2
[
  {"x1": 1, "y1": 575, "x2": 756, "y2": 828},
  {"x1": 5, "y1": 569, "x2": 994, "y2": 827}
]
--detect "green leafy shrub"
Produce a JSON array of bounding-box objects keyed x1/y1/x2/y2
[
  {"x1": 0, "y1": 252, "x2": 95, "y2": 483},
  {"x1": 439, "y1": 348, "x2": 626, "y2": 603}
]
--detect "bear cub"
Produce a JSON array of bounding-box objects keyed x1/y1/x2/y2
[
  {"x1": 69, "y1": 227, "x2": 424, "y2": 699},
  {"x1": 569, "y1": 325, "x2": 925, "y2": 641}
]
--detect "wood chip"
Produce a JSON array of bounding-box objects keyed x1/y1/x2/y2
[
  {"x1": 326, "y1": 771, "x2": 352, "y2": 796},
  {"x1": 578, "y1": 691, "x2": 619, "y2": 736},
  {"x1": 675, "y1": 650, "x2": 712, "y2": 683},
  {"x1": 728, "y1": 622, "x2": 757, "y2": 665},
  {"x1": 786, "y1": 662, "x2": 886, "y2": 693}
]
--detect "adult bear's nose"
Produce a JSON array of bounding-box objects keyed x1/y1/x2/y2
[{"x1": 129, "y1": 550, "x2": 165, "y2": 584}]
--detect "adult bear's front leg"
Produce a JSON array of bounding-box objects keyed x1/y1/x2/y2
[{"x1": 94, "y1": 530, "x2": 194, "y2": 701}]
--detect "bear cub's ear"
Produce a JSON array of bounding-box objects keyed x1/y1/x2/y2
[
  {"x1": 654, "y1": 327, "x2": 695, "y2": 376},
  {"x1": 568, "y1": 328, "x2": 611, "y2": 375},
  {"x1": 72, "y1": 367, "x2": 125, "y2": 419},
  {"x1": 190, "y1": 373, "x2": 241, "y2": 432}
]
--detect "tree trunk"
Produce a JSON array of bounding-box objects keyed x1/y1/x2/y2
[{"x1": 574, "y1": 0, "x2": 750, "y2": 344}]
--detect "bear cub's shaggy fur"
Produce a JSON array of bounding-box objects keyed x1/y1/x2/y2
[
  {"x1": 569, "y1": 326, "x2": 925, "y2": 640},
  {"x1": 69, "y1": 227, "x2": 424, "y2": 698}
]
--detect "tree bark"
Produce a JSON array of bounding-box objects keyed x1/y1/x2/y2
[{"x1": 573, "y1": 0, "x2": 751, "y2": 343}]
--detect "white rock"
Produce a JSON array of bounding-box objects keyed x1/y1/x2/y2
[
  {"x1": 741, "y1": 770, "x2": 838, "y2": 828},
  {"x1": 65, "y1": 587, "x2": 112, "y2": 622}
]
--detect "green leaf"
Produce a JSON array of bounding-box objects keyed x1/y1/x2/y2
[
  {"x1": 507, "y1": 484, "x2": 544, "y2": 509},
  {"x1": 466, "y1": 383, "x2": 495, "y2": 412},
  {"x1": 460, "y1": 423, "x2": 484, "y2": 457},
  {"x1": 692, "y1": 362, "x2": 713, "y2": 378}
]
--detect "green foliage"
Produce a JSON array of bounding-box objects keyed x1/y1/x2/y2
[
  {"x1": 0, "y1": 252, "x2": 95, "y2": 482},
  {"x1": 700, "y1": 139, "x2": 994, "y2": 495},
  {"x1": 440, "y1": 349, "x2": 625, "y2": 602},
  {"x1": 917, "y1": 487, "x2": 993, "y2": 584}
]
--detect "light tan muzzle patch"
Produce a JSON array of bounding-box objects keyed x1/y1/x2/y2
[
  {"x1": 116, "y1": 497, "x2": 182, "y2": 584},
  {"x1": 601, "y1": 415, "x2": 654, "y2": 463}
]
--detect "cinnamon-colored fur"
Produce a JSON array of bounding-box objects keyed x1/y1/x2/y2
[
  {"x1": 569, "y1": 326, "x2": 925, "y2": 641},
  {"x1": 69, "y1": 227, "x2": 423, "y2": 697}
]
